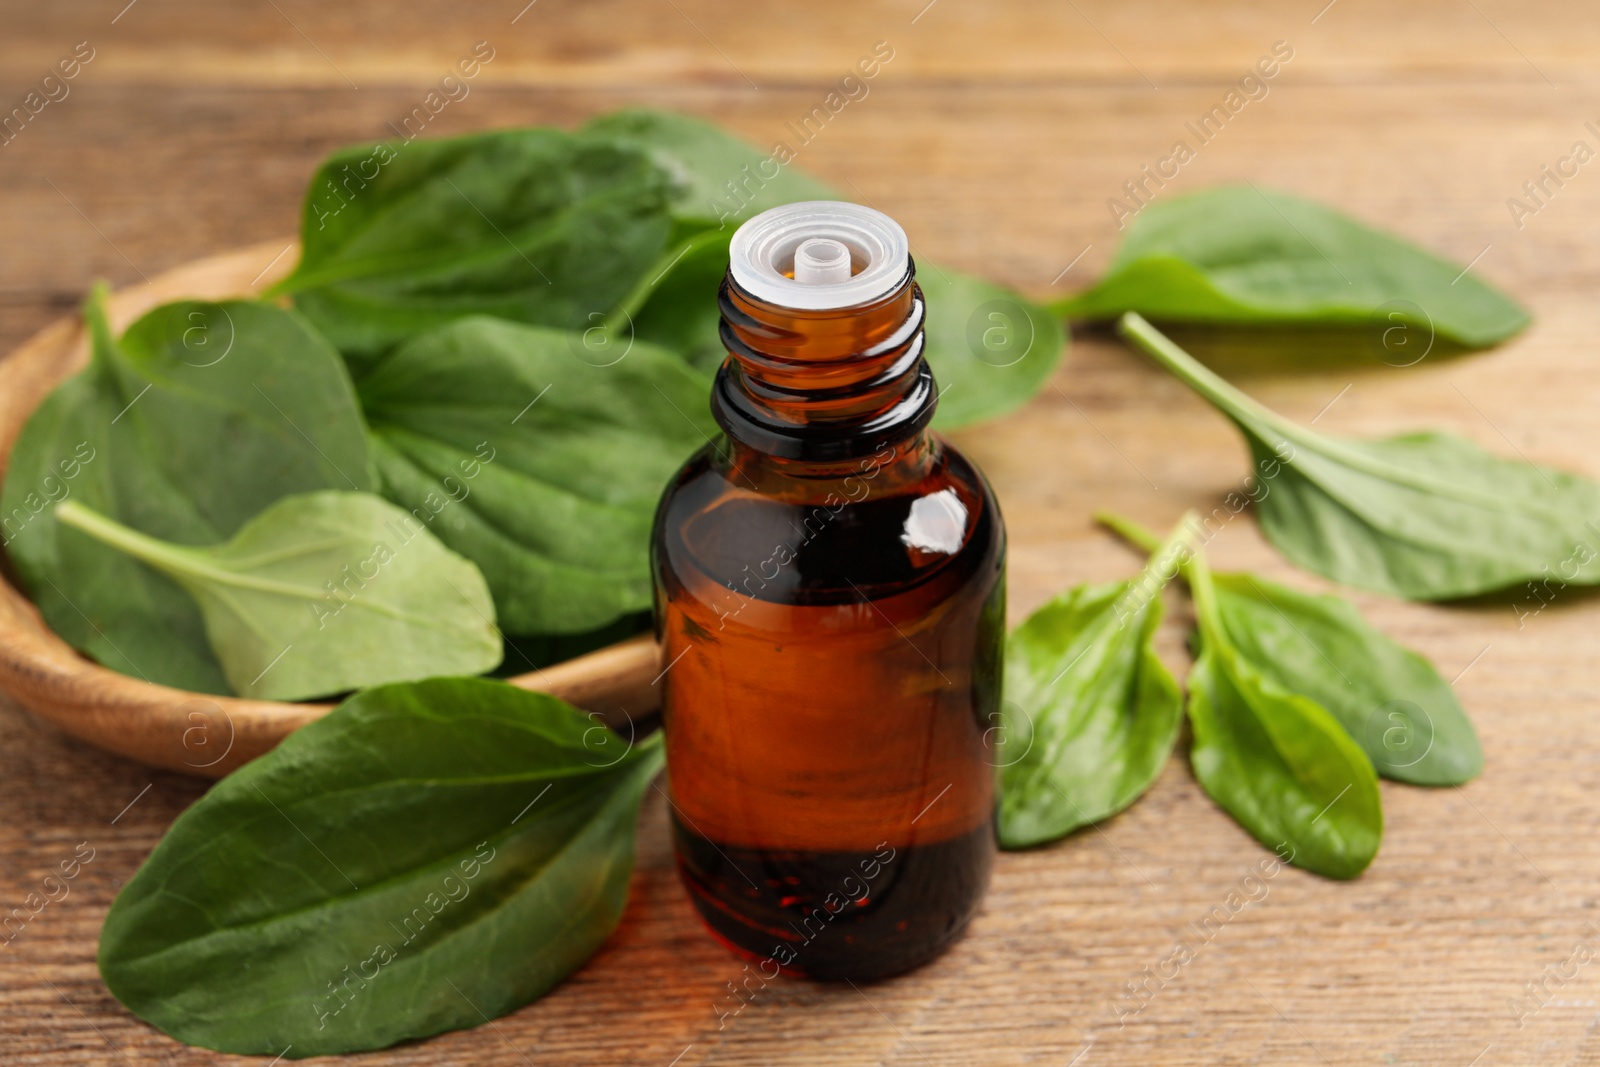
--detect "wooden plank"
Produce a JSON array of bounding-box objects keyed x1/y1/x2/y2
[
  {"x1": 0, "y1": 0, "x2": 1594, "y2": 87},
  {"x1": 3, "y1": 77, "x2": 1593, "y2": 328},
  {"x1": 3, "y1": 1, "x2": 1600, "y2": 1064}
]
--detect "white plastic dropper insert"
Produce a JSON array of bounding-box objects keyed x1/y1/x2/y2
[{"x1": 728, "y1": 201, "x2": 911, "y2": 311}]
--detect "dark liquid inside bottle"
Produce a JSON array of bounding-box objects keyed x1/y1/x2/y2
[
  {"x1": 673, "y1": 825, "x2": 996, "y2": 982},
  {"x1": 652, "y1": 234, "x2": 1004, "y2": 981}
]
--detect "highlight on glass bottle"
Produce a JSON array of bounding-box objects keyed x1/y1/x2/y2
[{"x1": 651, "y1": 201, "x2": 1005, "y2": 981}]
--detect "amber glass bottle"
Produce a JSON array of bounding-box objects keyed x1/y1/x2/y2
[{"x1": 651, "y1": 202, "x2": 1004, "y2": 982}]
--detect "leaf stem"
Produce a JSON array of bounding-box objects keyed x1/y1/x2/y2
[
  {"x1": 1181, "y1": 538, "x2": 1225, "y2": 635},
  {"x1": 1115, "y1": 313, "x2": 1301, "y2": 442},
  {"x1": 54, "y1": 501, "x2": 300, "y2": 599},
  {"x1": 1093, "y1": 510, "x2": 1162, "y2": 555},
  {"x1": 1097, "y1": 508, "x2": 1223, "y2": 632},
  {"x1": 55, "y1": 500, "x2": 204, "y2": 576},
  {"x1": 1133, "y1": 511, "x2": 1204, "y2": 607},
  {"x1": 84, "y1": 282, "x2": 117, "y2": 373},
  {"x1": 1100, "y1": 510, "x2": 1204, "y2": 631}
]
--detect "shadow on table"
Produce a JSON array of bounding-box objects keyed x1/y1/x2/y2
[{"x1": 1069, "y1": 319, "x2": 1481, "y2": 379}]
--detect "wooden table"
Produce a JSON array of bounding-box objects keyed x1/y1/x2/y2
[{"x1": 3, "y1": 2, "x2": 1596, "y2": 1063}]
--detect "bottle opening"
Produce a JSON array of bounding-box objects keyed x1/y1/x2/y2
[
  {"x1": 729, "y1": 201, "x2": 911, "y2": 311},
  {"x1": 793, "y1": 237, "x2": 854, "y2": 285}
]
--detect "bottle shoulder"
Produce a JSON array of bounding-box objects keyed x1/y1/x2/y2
[{"x1": 653, "y1": 436, "x2": 1004, "y2": 607}]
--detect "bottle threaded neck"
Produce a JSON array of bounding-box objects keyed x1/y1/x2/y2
[{"x1": 711, "y1": 270, "x2": 936, "y2": 461}]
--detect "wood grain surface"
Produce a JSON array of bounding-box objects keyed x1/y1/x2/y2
[{"x1": 2, "y1": 1, "x2": 1596, "y2": 1064}]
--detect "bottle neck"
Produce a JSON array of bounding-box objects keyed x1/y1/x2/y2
[{"x1": 711, "y1": 267, "x2": 936, "y2": 464}]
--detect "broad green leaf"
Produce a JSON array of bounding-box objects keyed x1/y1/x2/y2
[
  {"x1": 274, "y1": 109, "x2": 1065, "y2": 429},
  {"x1": 0, "y1": 289, "x2": 371, "y2": 693},
  {"x1": 98, "y1": 678, "x2": 662, "y2": 1057},
  {"x1": 272, "y1": 128, "x2": 676, "y2": 374},
  {"x1": 1058, "y1": 186, "x2": 1529, "y2": 348},
  {"x1": 55, "y1": 493, "x2": 501, "y2": 701},
  {"x1": 998, "y1": 520, "x2": 1195, "y2": 849},
  {"x1": 1119, "y1": 313, "x2": 1600, "y2": 601},
  {"x1": 593, "y1": 108, "x2": 1068, "y2": 428},
  {"x1": 632, "y1": 228, "x2": 736, "y2": 375},
  {"x1": 919, "y1": 267, "x2": 1068, "y2": 430},
  {"x1": 357, "y1": 316, "x2": 716, "y2": 635},
  {"x1": 1211, "y1": 573, "x2": 1480, "y2": 786},
  {"x1": 1098, "y1": 512, "x2": 1481, "y2": 788},
  {"x1": 1185, "y1": 546, "x2": 1384, "y2": 879},
  {"x1": 584, "y1": 107, "x2": 836, "y2": 229}
]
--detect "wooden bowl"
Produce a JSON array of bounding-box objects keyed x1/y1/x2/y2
[{"x1": 0, "y1": 240, "x2": 663, "y2": 779}]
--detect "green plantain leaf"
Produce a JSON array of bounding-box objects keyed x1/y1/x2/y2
[
  {"x1": 0, "y1": 288, "x2": 371, "y2": 693},
  {"x1": 272, "y1": 127, "x2": 676, "y2": 375},
  {"x1": 584, "y1": 107, "x2": 836, "y2": 229},
  {"x1": 1094, "y1": 513, "x2": 1385, "y2": 878},
  {"x1": 918, "y1": 266, "x2": 1068, "y2": 430},
  {"x1": 1057, "y1": 186, "x2": 1529, "y2": 348},
  {"x1": 1118, "y1": 313, "x2": 1600, "y2": 601},
  {"x1": 357, "y1": 316, "x2": 717, "y2": 635},
  {"x1": 1184, "y1": 545, "x2": 1384, "y2": 879},
  {"x1": 98, "y1": 678, "x2": 662, "y2": 1057},
  {"x1": 270, "y1": 110, "x2": 1065, "y2": 431},
  {"x1": 55, "y1": 493, "x2": 501, "y2": 701},
  {"x1": 590, "y1": 108, "x2": 1068, "y2": 429},
  {"x1": 1099, "y1": 513, "x2": 1481, "y2": 788},
  {"x1": 998, "y1": 519, "x2": 1195, "y2": 849},
  {"x1": 1210, "y1": 573, "x2": 1480, "y2": 786},
  {"x1": 631, "y1": 228, "x2": 737, "y2": 375}
]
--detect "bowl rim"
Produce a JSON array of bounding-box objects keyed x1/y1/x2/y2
[{"x1": 0, "y1": 239, "x2": 661, "y2": 778}]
